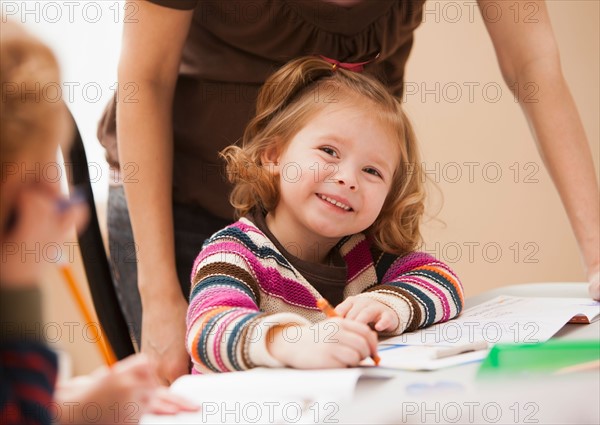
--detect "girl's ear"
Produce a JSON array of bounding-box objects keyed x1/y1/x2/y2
[{"x1": 261, "y1": 141, "x2": 282, "y2": 176}]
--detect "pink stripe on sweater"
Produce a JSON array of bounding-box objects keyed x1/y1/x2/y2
[
  {"x1": 382, "y1": 251, "x2": 438, "y2": 283},
  {"x1": 186, "y1": 305, "x2": 256, "y2": 346},
  {"x1": 345, "y1": 238, "x2": 372, "y2": 281},
  {"x1": 198, "y1": 241, "x2": 318, "y2": 308},
  {"x1": 212, "y1": 309, "x2": 248, "y2": 372},
  {"x1": 397, "y1": 275, "x2": 452, "y2": 322},
  {"x1": 188, "y1": 287, "x2": 257, "y2": 324},
  {"x1": 235, "y1": 221, "x2": 261, "y2": 234},
  {"x1": 193, "y1": 287, "x2": 257, "y2": 313}
]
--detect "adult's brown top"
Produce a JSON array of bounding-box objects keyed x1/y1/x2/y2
[{"x1": 98, "y1": 0, "x2": 425, "y2": 220}]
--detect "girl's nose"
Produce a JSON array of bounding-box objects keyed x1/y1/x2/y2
[{"x1": 336, "y1": 173, "x2": 358, "y2": 191}]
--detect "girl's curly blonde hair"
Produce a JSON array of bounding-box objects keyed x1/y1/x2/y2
[{"x1": 221, "y1": 56, "x2": 426, "y2": 256}]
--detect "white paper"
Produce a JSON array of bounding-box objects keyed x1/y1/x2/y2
[
  {"x1": 372, "y1": 344, "x2": 489, "y2": 371},
  {"x1": 382, "y1": 296, "x2": 600, "y2": 346},
  {"x1": 564, "y1": 297, "x2": 600, "y2": 322},
  {"x1": 142, "y1": 368, "x2": 391, "y2": 425}
]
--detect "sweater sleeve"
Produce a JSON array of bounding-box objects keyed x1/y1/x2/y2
[
  {"x1": 0, "y1": 288, "x2": 58, "y2": 425},
  {"x1": 356, "y1": 251, "x2": 464, "y2": 335},
  {"x1": 186, "y1": 227, "x2": 310, "y2": 373}
]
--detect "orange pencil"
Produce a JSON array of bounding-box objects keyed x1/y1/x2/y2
[
  {"x1": 316, "y1": 298, "x2": 381, "y2": 366},
  {"x1": 60, "y1": 265, "x2": 117, "y2": 366}
]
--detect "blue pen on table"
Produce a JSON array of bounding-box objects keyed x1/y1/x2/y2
[{"x1": 379, "y1": 340, "x2": 488, "y2": 359}]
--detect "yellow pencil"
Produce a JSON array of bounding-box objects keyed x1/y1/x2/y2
[
  {"x1": 59, "y1": 265, "x2": 117, "y2": 366},
  {"x1": 316, "y1": 298, "x2": 381, "y2": 366}
]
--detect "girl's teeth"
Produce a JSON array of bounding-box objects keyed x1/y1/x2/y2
[{"x1": 319, "y1": 194, "x2": 351, "y2": 211}]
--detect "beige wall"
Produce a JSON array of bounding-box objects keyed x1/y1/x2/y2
[
  {"x1": 406, "y1": 0, "x2": 599, "y2": 296},
  {"x1": 43, "y1": 0, "x2": 599, "y2": 375}
]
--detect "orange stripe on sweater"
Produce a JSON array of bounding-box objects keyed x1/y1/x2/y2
[
  {"x1": 416, "y1": 265, "x2": 464, "y2": 304},
  {"x1": 190, "y1": 306, "x2": 231, "y2": 365}
]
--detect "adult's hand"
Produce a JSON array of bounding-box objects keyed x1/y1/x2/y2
[
  {"x1": 141, "y1": 286, "x2": 190, "y2": 385},
  {"x1": 588, "y1": 269, "x2": 600, "y2": 301}
]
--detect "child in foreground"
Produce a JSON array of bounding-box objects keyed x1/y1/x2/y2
[
  {"x1": 186, "y1": 56, "x2": 464, "y2": 373},
  {"x1": 0, "y1": 20, "x2": 196, "y2": 424}
]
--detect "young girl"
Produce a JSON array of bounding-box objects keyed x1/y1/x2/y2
[{"x1": 186, "y1": 57, "x2": 463, "y2": 373}]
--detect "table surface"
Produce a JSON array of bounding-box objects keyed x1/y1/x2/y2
[
  {"x1": 144, "y1": 283, "x2": 600, "y2": 424},
  {"x1": 345, "y1": 282, "x2": 600, "y2": 424}
]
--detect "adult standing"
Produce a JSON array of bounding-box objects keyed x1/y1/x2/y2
[{"x1": 98, "y1": 0, "x2": 600, "y2": 384}]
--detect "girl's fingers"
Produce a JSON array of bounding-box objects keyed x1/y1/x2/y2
[
  {"x1": 374, "y1": 314, "x2": 394, "y2": 332},
  {"x1": 337, "y1": 319, "x2": 378, "y2": 356},
  {"x1": 334, "y1": 299, "x2": 353, "y2": 317},
  {"x1": 353, "y1": 307, "x2": 380, "y2": 326},
  {"x1": 334, "y1": 329, "x2": 371, "y2": 360},
  {"x1": 343, "y1": 305, "x2": 363, "y2": 321},
  {"x1": 330, "y1": 344, "x2": 362, "y2": 367}
]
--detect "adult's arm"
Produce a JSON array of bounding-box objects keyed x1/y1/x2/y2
[
  {"x1": 117, "y1": 0, "x2": 194, "y2": 383},
  {"x1": 478, "y1": 0, "x2": 600, "y2": 298}
]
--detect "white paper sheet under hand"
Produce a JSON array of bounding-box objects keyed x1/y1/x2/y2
[
  {"x1": 142, "y1": 368, "x2": 386, "y2": 425},
  {"x1": 372, "y1": 344, "x2": 490, "y2": 371},
  {"x1": 383, "y1": 295, "x2": 600, "y2": 347}
]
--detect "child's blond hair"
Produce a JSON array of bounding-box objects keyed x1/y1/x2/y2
[
  {"x1": 1, "y1": 20, "x2": 69, "y2": 177},
  {"x1": 221, "y1": 56, "x2": 426, "y2": 256}
]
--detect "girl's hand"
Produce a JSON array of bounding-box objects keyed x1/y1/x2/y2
[
  {"x1": 0, "y1": 185, "x2": 88, "y2": 286},
  {"x1": 335, "y1": 296, "x2": 399, "y2": 333},
  {"x1": 267, "y1": 318, "x2": 378, "y2": 369}
]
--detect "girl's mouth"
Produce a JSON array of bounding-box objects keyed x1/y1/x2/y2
[{"x1": 316, "y1": 193, "x2": 353, "y2": 212}]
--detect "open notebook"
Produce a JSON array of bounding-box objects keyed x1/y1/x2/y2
[
  {"x1": 567, "y1": 298, "x2": 600, "y2": 323},
  {"x1": 375, "y1": 296, "x2": 599, "y2": 371}
]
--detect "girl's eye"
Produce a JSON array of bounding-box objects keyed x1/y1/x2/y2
[
  {"x1": 320, "y1": 147, "x2": 338, "y2": 158},
  {"x1": 363, "y1": 167, "x2": 382, "y2": 178}
]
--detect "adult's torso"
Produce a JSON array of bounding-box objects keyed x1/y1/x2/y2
[{"x1": 98, "y1": 0, "x2": 425, "y2": 220}]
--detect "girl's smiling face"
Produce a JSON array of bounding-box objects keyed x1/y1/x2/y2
[{"x1": 265, "y1": 100, "x2": 400, "y2": 255}]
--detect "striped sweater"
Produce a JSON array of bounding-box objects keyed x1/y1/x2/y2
[
  {"x1": 0, "y1": 342, "x2": 58, "y2": 425},
  {"x1": 1, "y1": 288, "x2": 58, "y2": 425},
  {"x1": 187, "y1": 218, "x2": 463, "y2": 373}
]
